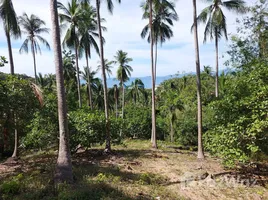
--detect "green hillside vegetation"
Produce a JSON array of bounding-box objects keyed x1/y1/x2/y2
[{"x1": 0, "y1": 0, "x2": 267, "y2": 199}]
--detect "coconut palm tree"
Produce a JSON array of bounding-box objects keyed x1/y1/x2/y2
[
  {"x1": 149, "y1": 0, "x2": 157, "y2": 148},
  {"x1": 127, "y1": 78, "x2": 146, "y2": 105},
  {"x1": 97, "y1": 59, "x2": 115, "y2": 78},
  {"x1": 57, "y1": 0, "x2": 86, "y2": 108},
  {"x1": 194, "y1": 0, "x2": 246, "y2": 97},
  {"x1": 18, "y1": 13, "x2": 50, "y2": 83},
  {"x1": 141, "y1": 0, "x2": 177, "y2": 149},
  {"x1": 192, "y1": 0, "x2": 204, "y2": 159},
  {"x1": 0, "y1": 0, "x2": 21, "y2": 75},
  {"x1": 95, "y1": 0, "x2": 121, "y2": 153},
  {"x1": 50, "y1": 0, "x2": 73, "y2": 183},
  {"x1": 115, "y1": 50, "x2": 133, "y2": 119},
  {"x1": 141, "y1": 0, "x2": 178, "y2": 80},
  {"x1": 81, "y1": 66, "x2": 98, "y2": 109},
  {"x1": 78, "y1": 2, "x2": 106, "y2": 75}
]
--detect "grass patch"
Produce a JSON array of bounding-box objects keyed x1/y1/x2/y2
[{"x1": 0, "y1": 140, "x2": 267, "y2": 200}]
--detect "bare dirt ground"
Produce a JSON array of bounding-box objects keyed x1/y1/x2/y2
[{"x1": 0, "y1": 140, "x2": 268, "y2": 200}]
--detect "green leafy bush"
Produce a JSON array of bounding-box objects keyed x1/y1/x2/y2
[
  {"x1": 22, "y1": 92, "x2": 58, "y2": 149},
  {"x1": 204, "y1": 63, "x2": 268, "y2": 166},
  {"x1": 69, "y1": 109, "x2": 123, "y2": 151},
  {"x1": 1, "y1": 180, "x2": 20, "y2": 195},
  {"x1": 123, "y1": 105, "x2": 152, "y2": 139},
  {"x1": 0, "y1": 174, "x2": 23, "y2": 195}
]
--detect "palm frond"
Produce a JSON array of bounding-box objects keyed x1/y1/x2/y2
[{"x1": 19, "y1": 38, "x2": 29, "y2": 54}]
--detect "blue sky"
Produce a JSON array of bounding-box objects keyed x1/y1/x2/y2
[{"x1": 0, "y1": 0, "x2": 255, "y2": 78}]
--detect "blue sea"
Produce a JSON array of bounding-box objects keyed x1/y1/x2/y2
[{"x1": 106, "y1": 75, "x2": 182, "y2": 88}]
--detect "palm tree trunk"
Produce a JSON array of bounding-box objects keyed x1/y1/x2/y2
[
  {"x1": 192, "y1": 0, "x2": 204, "y2": 159},
  {"x1": 150, "y1": 0, "x2": 157, "y2": 149},
  {"x1": 154, "y1": 41, "x2": 158, "y2": 84},
  {"x1": 122, "y1": 82, "x2": 124, "y2": 119},
  {"x1": 215, "y1": 32, "x2": 219, "y2": 98},
  {"x1": 85, "y1": 52, "x2": 93, "y2": 110},
  {"x1": 11, "y1": 113, "x2": 17, "y2": 158},
  {"x1": 31, "y1": 40, "x2": 37, "y2": 83},
  {"x1": 5, "y1": 30, "x2": 15, "y2": 75},
  {"x1": 96, "y1": 0, "x2": 111, "y2": 152},
  {"x1": 50, "y1": 0, "x2": 73, "y2": 183},
  {"x1": 75, "y1": 41, "x2": 82, "y2": 108}
]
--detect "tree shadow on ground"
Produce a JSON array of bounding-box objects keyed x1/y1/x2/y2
[
  {"x1": 74, "y1": 148, "x2": 153, "y2": 162},
  {"x1": 55, "y1": 182, "x2": 150, "y2": 200}
]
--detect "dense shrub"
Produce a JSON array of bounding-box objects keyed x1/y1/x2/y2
[
  {"x1": 69, "y1": 109, "x2": 123, "y2": 151},
  {"x1": 22, "y1": 92, "x2": 58, "y2": 149},
  {"x1": 204, "y1": 63, "x2": 268, "y2": 166},
  {"x1": 123, "y1": 105, "x2": 152, "y2": 139}
]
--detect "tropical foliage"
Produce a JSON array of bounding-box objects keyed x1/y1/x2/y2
[
  {"x1": 19, "y1": 13, "x2": 50, "y2": 82},
  {"x1": 1, "y1": 0, "x2": 268, "y2": 195}
]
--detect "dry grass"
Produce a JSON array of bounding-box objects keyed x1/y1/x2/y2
[{"x1": 0, "y1": 139, "x2": 267, "y2": 200}]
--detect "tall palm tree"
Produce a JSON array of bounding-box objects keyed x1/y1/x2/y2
[
  {"x1": 115, "y1": 50, "x2": 133, "y2": 119},
  {"x1": 95, "y1": 0, "x2": 121, "y2": 153},
  {"x1": 194, "y1": 0, "x2": 245, "y2": 97},
  {"x1": 142, "y1": 0, "x2": 175, "y2": 149},
  {"x1": 192, "y1": 0, "x2": 204, "y2": 159},
  {"x1": 81, "y1": 66, "x2": 98, "y2": 109},
  {"x1": 19, "y1": 13, "x2": 50, "y2": 83},
  {"x1": 149, "y1": 0, "x2": 157, "y2": 148},
  {"x1": 97, "y1": 59, "x2": 115, "y2": 78},
  {"x1": 78, "y1": 2, "x2": 106, "y2": 76},
  {"x1": 141, "y1": 0, "x2": 178, "y2": 80},
  {"x1": 50, "y1": 0, "x2": 73, "y2": 183},
  {"x1": 57, "y1": 0, "x2": 85, "y2": 108},
  {"x1": 127, "y1": 78, "x2": 146, "y2": 105},
  {"x1": 0, "y1": 0, "x2": 21, "y2": 75}
]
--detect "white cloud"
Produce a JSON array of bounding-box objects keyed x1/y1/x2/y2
[{"x1": 0, "y1": 0, "x2": 256, "y2": 78}]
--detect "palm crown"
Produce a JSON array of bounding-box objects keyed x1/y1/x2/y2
[
  {"x1": 19, "y1": 13, "x2": 50, "y2": 54},
  {"x1": 195, "y1": 0, "x2": 246, "y2": 43},
  {"x1": 115, "y1": 50, "x2": 133, "y2": 85},
  {"x1": 141, "y1": 0, "x2": 178, "y2": 45},
  {"x1": 0, "y1": 0, "x2": 20, "y2": 36},
  {"x1": 19, "y1": 13, "x2": 50, "y2": 82}
]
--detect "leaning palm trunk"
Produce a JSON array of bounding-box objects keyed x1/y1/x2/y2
[
  {"x1": 75, "y1": 41, "x2": 82, "y2": 108},
  {"x1": 31, "y1": 40, "x2": 37, "y2": 83},
  {"x1": 5, "y1": 30, "x2": 15, "y2": 75},
  {"x1": 192, "y1": 0, "x2": 204, "y2": 159},
  {"x1": 96, "y1": 0, "x2": 111, "y2": 152},
  {"x1": 150, "y1": 0, "x2": 157, "y2": 149},
  {"x1": 50, "y1": 0, "x2": 73, "y2": 183},
  {"x1": 215, "y1": 30, "x2": 219, "y2": 98}
]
